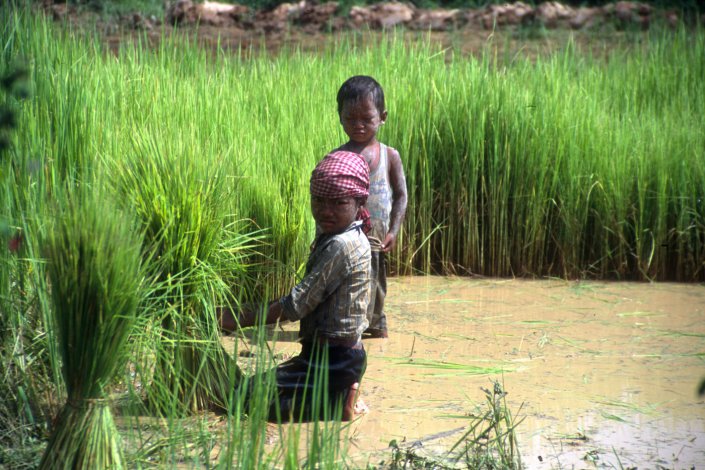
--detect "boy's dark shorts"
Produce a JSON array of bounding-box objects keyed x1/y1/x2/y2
[{"x1": 270, "y1": 341, "x2": 366, "y2": 422}]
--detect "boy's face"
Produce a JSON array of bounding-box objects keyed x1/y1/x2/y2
[
  {"x1": 339, "y1": 96, "x2": 387, "y2": 144},
  {"x1": 311, "y1": 196, "x2": 360, "y2": 235}
]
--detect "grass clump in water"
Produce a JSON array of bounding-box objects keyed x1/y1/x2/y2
[
  {"x1": 451, "y1": 381, "x2": 523, "y2": 469},
  {"x1": 386, "y1": 381, "x2": 523, "y2": 469}
]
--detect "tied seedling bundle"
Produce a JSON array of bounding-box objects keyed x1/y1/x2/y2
[
  {"x1": 113, "y1": 137, "x2": 251, "y2": 415},
  {"x1": 39, "y1": 191, "x2": 144, "y2": 469}
]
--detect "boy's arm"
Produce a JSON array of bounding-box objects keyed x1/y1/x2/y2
[
  {"x1": 280, "y1": 239, "x2": 349, "y2": 320},
  {"x1": 238, "y1": 301, "x2": 284, "y2": 328},
  {"x1": 221, "y1": 239, "x2": 349, "y2": 333},
  {"x1": 383, "y1": 147, "x2": 408, "y2": 253},
  {"x1": 218, "y1": 301, "x2": 284, "y2": 332}
]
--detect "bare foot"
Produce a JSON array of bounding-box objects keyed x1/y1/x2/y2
[
  {"x1": 343, "y1": 382, "x2": 369, "y2": 421},
  {"x1": 353, "y1": 397, "x2": 369, "y2": 415}
]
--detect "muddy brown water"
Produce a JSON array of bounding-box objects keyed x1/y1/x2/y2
[{"x1": 227, "y1": 277, "x2": 705, "y2": 468}]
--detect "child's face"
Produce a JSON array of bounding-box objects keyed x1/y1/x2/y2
[
  {"x1": 311, "y1": 196, "x2": 361, "y2": 234},
  {"x1": 339, "y1": 96, "x2": 387, "y2": 144}
]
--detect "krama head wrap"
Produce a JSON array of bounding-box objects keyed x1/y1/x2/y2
[{"x1": 310, "y1": 151, "x2": 371, "y2": 233}]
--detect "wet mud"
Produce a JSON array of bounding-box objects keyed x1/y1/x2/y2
[{"x1": 239, "y1": 277, "x2": 705, "y2": 468}]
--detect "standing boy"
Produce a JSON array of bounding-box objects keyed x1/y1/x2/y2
[{"x1": 332, "y1": 75, "x2": 408, "y2": 339}]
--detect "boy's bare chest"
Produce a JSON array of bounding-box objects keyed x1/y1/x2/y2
[
  {"x1": 339, "y1": 142, "x2": 381, "y2": 171},
  {"x1": 360, "y1": 146, "x2": 381, "y2": 172}
]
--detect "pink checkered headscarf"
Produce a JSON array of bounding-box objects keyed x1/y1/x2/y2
[
  {"x1": 310, "y1": 151, "x2": 369, "y2": 199},
  {"x1": 310, "y1": 151, "x2": 371, "y2": 233}
]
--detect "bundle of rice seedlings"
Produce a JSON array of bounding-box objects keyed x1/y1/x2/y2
[
  {"x1": 38, "y1": 190, "x2": 144, "y2": 469},
  {"x1": 112, "y1": 138, "x2": 257, "y2": 415}
]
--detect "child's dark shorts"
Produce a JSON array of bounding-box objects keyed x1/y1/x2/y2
[{"x1": 270, "y1": 340, "x2": 366, "y2": 422}]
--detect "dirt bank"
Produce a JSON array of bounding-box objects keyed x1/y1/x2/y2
[{"x1": 41, "y1": 1, "x2": 703, "y2": 56}]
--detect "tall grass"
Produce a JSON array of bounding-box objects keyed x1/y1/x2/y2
[
  {"x1": 387, "y1": 380, "x2": 523, "y2": 469},
  {"x1": 0, "y1": 40, "x2": 58, "y2": 469},
  {"x1": 1, "y1": 4, "x2": 704, "y2": 468},
  {"x1": 451, "y1": 381, "x2": 523, "y2": 468},
  {"x1": 111, "y1": 135, "x2": 256, "y2": 415},
  {"x1": 390, "y1": 33, "x2": 705, "y2": 280},
  {"x1": 8, "y1": 12, "x2": 703, "y2": 282}
]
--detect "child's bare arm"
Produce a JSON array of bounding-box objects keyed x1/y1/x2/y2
[
  {"x1": 219, "y1": 301, "x2": 284, "y2": 331},
  {"x1": 239, "y1": 301, "x2": 284, "y2": 328},
  {"x1": 383, "y1": 147, "x2": 408, "y2": 252}
]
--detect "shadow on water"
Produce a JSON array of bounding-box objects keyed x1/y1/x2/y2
[{"x1": 226, "y1": 277, "x2": 705, "y2": 468}]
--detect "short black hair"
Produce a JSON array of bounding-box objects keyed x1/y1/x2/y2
[{"x1": 337, "y1": 76, "x2": 385, "y2": 115}]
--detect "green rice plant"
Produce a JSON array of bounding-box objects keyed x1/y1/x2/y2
[
  {"x1": 0, "y1": 176, "x2": 49, "y2": 469},
  {"x1": 387, "y1": 381, "x2": 523, "y2": 469},
  {"x1": 449, "y1": 381, "x2": 523, "y2": 469},
  {"x1": 592, "y1": 397, "x2": 660, "y2": 415},
  {"x1": 216, "y1": 324, "x2": 354, "y2": 469},
  {"x1": 656, "y1": 329, "x2": 705, "y2": 338},
  {"x1": 382, "y1": 28, "x2": 705, "y2": 281},
  {"x1": 120, "y1": 407, "x2": 246, "y2": 467},
  {"x1": 38, "y1": 188, "x2": 144, "y2": 469},
  {"x1": 3, "y1": 6, "x2": 705, "y2": 465},
  {"x1": 0, "y1": 239, "x2": 53, "y2": 470},
  {"x1": 388, "y1": 439, "x2": 456, "y2": 469},
  {"x1": 217, "y1": 376, "x2": 279, "y2": 468},
  {"x1": 110, "y1": 135, "x2": 260, "y2": 415},
  {"x1": 5, "y1": 6, "x2": 705, "y2": 287},
  {"x1": 0, "y1": 48, "x2": 64, "y2": 469},
  {"x1": 392, "y1": 357, "x2": 514, "y2": 377},
  {"x1": 600, "y1": 411, "x2": 629, "y2": 423}
]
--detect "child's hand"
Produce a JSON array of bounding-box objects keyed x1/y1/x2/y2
[
  {"x1": 238, "y1": 301, "x2": 284, "y2": 328},
  {"x1": 217, "y1": 305, "x2": 257, "y2": 332},
  {"x1": 382, "y1": 233, "x2": 397, "y2": 252}
]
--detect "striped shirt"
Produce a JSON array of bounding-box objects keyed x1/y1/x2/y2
[{"x1": 279, "y1": 221, "x2": 371, "y2": 342}]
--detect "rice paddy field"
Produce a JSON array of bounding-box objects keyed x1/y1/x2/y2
[
  {"x1": 352, "y1": 277, "x2": 705, "y2": 468},
  {"x1": 1, "y1": 3, "x2": 704, "y2": 469}
]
